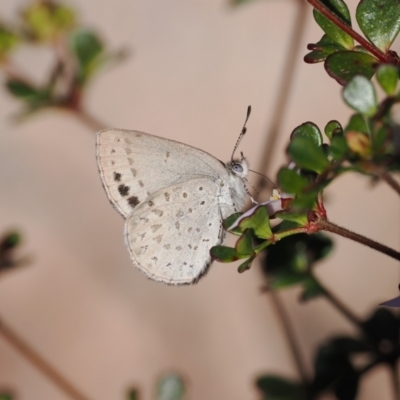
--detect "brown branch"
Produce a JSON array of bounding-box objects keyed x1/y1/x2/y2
[
  {"x1": 266, "y1": 288, "x2": 310, "y2": 385},
  {"x1": 0, "y1": 317, "x2": 93, "y2": 400},
  {"x1": 318, "y1": 219, "x2": 400, "y2": 262}
]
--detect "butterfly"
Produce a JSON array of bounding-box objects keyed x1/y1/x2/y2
[{"x1": 96, "y1": 107, "x2": 252, "y2": 285}]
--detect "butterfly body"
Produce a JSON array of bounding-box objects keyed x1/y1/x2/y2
[{"x1": 96, "y1": 129, "x2": 248, "y2": 285}]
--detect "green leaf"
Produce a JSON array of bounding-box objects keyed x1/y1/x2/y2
[
  {"x1": 6, "y1": 80, "x2": 41, "y2": 100},
  {"x1": 274, "y1": 211, "x2": 308, "y2": 226},
  {"x1": 313, "y1": 0, "x2": 354, "y2": 49},
  {"x1": 312, "y1": 341, "x2": 359, "y2": 397},
  {"x1": 362, "y1": 308, "x2": 399, "y2": 342},
  {"x1": 376, "y1": 64, "x2": 399, "y2": 95},
  {"x1": 0, "y1": 232, "x2": 21, "y2": 252},
  {"x1": 256, "y1": 375, "x2": 307, "y2": 400},
  {"x1": 344, "y1": 113, "x2": 369, "y2": 134},
  {"x1": 356, "y1": 0, "x2": 400, "y2": 52},
  {"x1": 223, "y1": 212, "x2": 243, "y2": 235},
  {"x1": 0, "y1": 394, "x2": 13, "y2": 400},
  {"x1": 324, "y1": 120, "x2": 343, "y2": 140},
  {"x1": 210, "y1": 246, "x2": 240, "y2": 262},
  {"x1": 329, "y1": 135, "x2": 348, "y2": 160},
  {"x1": 21, "y1": 2, "x2": 76, "y2": 42},
  {"x1": 288, "y1": 137, "x2": 329, "y2": 174},
  {"x1": 304, "y1": 34, "x2": 345, "y2": 63},
  {"x1": 0, "y1": 25, "x2": 19, "y2": 59},
  {"x1": 262, "y1": 233, "x2": 333, "y2": 289},
  {"x1": 69, "y1": 29, "x2": 104, "y2": 84},
  {"x1": 277, "y1": 167, "x2": 309, "y2": 194},
  {"x1": 237, "y1": 257, "x2": 254, "y2": 273},
  {"x1": 235, "y1": 229, "x2": 254, "y2": 256},
  {"x1": 127, "y1": 389, "x2": 139, "y2": 400},
  {"x1": 157, "y1": 374, "x2": 185, "y2": 400},
  {"x1": 300, "y1": 277, "x2": 324, "y2": 301},
  {"x1": 343, "y1": 76, "x2": 377, "y2": 116},
  {"x1": 325, "y1": 50, "x2": 377, "y2": 85},
  {"x1": 291, "y1": 122, "x2": 323, "y2": 146},
  {"x1": 238, "y1": 206, "x2": 272, "y2": 239}
]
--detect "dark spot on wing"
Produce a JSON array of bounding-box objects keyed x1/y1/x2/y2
[
  {"x1": 118, "y1": 184, "x2": 130, "y2": 196},
  {"x1": 128, "y1": 196, "x2": 140, "y2": 208},
  {"x1": 113, "y1": 172, "x2": 122, "y2": 182}
]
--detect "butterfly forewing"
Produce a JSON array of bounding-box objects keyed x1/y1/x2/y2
[{"x1": 96, "y1": 129, "x2": 229, "y2": 218}]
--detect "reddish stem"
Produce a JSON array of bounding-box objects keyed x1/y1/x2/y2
[{"x1": 306, "y1": 0, "x2": 393, "y2": 63}]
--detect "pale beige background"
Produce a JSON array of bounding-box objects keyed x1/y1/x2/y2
[{"x1": 0, "y1": 0, "x2": 399, "y2": 399}]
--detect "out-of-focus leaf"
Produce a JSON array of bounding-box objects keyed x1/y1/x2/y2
[
  {"x1": 343, "y1": 76, "x2": 377, "y2": 116},
  {"x1": 329, "y1": 135, "x2": 348, "y2": 160},
  {"x1": 325, "y1": 51, "x2": 377, "y2": 85},
  {"x1": 288, "y1": 137, "x2": 329, "y2": 174},
  {"x1": 346, "y1": 131, "x2": 372, "y2": 158},
  {"x1": 356, "y1": 0, "x2": 400, "y2": 52},
  {"x1": 157, "y1": 374, "x2": 185, "y2": 400},
  {"x1": 277, "y1": 167, "x2": 309, "y2": 194},
  {"x1": 376, "y1": 64, "x2": 399, "y2": 95},
  {"x1": 312, "y1": 341, "x2": 359, "y2": 398},
  {"x1": 21, "y1": 1, "x2": 76, "y2": 42},
  {"x1": 301, "y1": 277, "x2": 324, "y2": 301},
  {"x1": 256, "y1": 375, "x2": 308, "y2": 400},
  {"x1": 69, "y1": 29, "x2": 104, "y2": 85},
  {"x1": 263, "y1": 233, "x2": 333, "y2": 289},
  {"x1": 313, "y1": 0, "x2": 354, "y2": 49},
  {"x1": 0, "y1": 25, "x2": 19, "y2": 60},
  {"x1": 128, "y1": 389, "x2": 139, "y2": 400},
  {"x1": 362, "y1": 308, "x2": 399, "y2": 342},
  {"x1": 344, "y1": 113, "x2": 369, "y2": 134}
]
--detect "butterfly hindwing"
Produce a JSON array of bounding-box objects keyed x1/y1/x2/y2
[{"x1": 124, "y1": 178, "x2": 224, "y2": 284}]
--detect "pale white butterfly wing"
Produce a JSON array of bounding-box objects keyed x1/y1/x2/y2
[
  {"x1": 124, "y1": 178, "x2": 224, "y2": 284},
  {"x1": 96, "y1": 129, "x2": 230, "y2": 218}
]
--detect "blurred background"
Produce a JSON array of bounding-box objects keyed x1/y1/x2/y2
[{"x1": 0, "y1": 0, "x2": 399, "y2": 399}]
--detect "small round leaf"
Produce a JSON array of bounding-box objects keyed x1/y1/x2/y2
[
  {"x1": 343, "y1": 76, "x2": 377, "y2": 116},
  {"x1": 356, "y1": 0, "x2": 400, "y2": 52},
  {"x1": 291, "y1": 122, "x2": 323, "y2": 146},
  {"x1": 376, "y1": 64, "x2": 399, "y2": 95}
]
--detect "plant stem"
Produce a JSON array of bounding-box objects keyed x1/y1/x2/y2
[
  {"x1": 0, "y1": 317, "x2": 92, "y2": 400},
  {"x1": 69, "y1": 107, "x2": 106, "y2": 131},
  {"x1": 391, "y1": 362, "x2": 400, "y2": 400},
  {"x1": 306, "y1": 0, "x2": 390, "y2": 63},
  {"x1": 266, "y1": 288, "x2": 310, "y2": 385},
  {"x1": 311, "y1": 273, "x2": 361, "y2": 327},
  {"x1": 256, "y1": 0, "x2": 308, "y2": 191},
  {"x1": 318, "y1": 219, "x2": 400, "y2": 262},
  {"x1": 377, "y1": 169, "x2": 400, "y2": 197}
]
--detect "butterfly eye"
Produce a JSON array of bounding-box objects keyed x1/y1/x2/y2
[{"x1": 232, "y1": 163, "x2": 243, "y2": 173}]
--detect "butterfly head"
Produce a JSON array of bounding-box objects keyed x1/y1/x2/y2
[{"x1": 228, "y1": 152, "x2": 249, "y2": 179}]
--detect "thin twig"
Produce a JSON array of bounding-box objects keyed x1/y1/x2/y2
[
  {"x1": 256, "y1": 0, "x2": 308, "y2": 191},
  {"x1": 267, "y1": 289, "x2": 310, "y2": 385},
  {"x1": 311, "y1": 273, "x2": 361, "y2": 327},
  {"x1": 376, "y1": 169, "x2": 400, "y2": 197},
  {"x1": 318, "y1": 219, "x2": 400, "y2": 262},
  {"x1": 70, "y1": 107, "x2": 107, "y2": 131},
  {"x1": 391, "y1": 361, "x2": 400, "y2": 400},
  {"x1": 0, "y1": 317, "x2": 93, "y2": 400}
]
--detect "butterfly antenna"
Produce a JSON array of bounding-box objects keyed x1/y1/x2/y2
[
  {"x1": 231, "y1": 105, "x2": 251, "y2": 161},
  {"x1": 249, "y1": 169, "x2": 277, "y2": 189}
]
